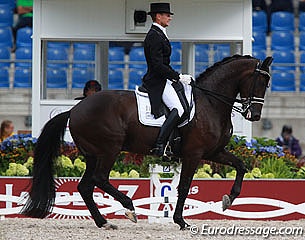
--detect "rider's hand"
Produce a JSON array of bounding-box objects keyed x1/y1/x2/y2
[{"x1": 179, "y1": 74, "x2": 193, "y2": 85}]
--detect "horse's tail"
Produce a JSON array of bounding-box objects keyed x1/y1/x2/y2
[{"x1": 21, "y1": 111, "x2": 70, "y2": 218}]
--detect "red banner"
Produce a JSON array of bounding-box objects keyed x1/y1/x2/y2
[{"x1": 1, "y1": 177, "x2": 305, "y2": 220}]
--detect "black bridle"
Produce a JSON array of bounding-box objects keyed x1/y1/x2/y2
[{"x1": 191, "y1": 61, "x2": 271, "y2": 117}]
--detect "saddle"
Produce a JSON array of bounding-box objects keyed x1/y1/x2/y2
[
  {"x1": 135, "y1": 85, "x2": 195, "y2": 158},
  {"x1": 135, "y1": 85, "x2": 195, "y2": 127}
]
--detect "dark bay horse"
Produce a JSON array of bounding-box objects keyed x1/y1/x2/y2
[{"x1": 21, "y1": 55, "x2": 273, "y2": 230}]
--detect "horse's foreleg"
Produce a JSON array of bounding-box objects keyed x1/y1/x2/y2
[
  {"x1": 77, "y1": 156, "x2": 108, "y2": 228},
  {"x1": 173, "y1": 157, "x2": 200, "y2": 230},
  {"x1": 209, "y1": 150, "x2": 247, "y2": 210}
]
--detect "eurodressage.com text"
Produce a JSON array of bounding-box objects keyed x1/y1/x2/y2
[{"x1": 189, "y1": 224, "x2": 303, "y2": 238}]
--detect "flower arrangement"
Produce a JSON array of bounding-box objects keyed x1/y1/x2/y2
[
  {"x1": 0, "y1": 134, "x2": 86, "y2": 177},
  {"x1": 0, "y1": 134, "x2": 36, "y2": 176},
  {"x1": 0, "y1": 134, "x2": 303, "y2": 179},
  {"x1": 205, "y1": 135, "x2": 299, "y2": 179}
]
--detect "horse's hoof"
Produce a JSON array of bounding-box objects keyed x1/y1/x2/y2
[
  {"x1": 102, "y1": 222, "x2": 118, "y2": 230},
  {"x1": 125, "y1": 210, "x2": 137, "y2": 223},
  {"x1": 180, "y1": 223, "x2": 191, "y2": 231},
  {"x1": 222, "y1": 194, "x2": 231, "y2": 211}
]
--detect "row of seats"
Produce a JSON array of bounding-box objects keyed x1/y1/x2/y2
[
  {"x1": 252, "y1": 30, "x2": 305, "y2": 51},
  {"x1": 0, "y1": 26, "x2": 32, "y2": 49},
  {"x1": 0, "y1": 67, "x2": 131, "y2": 89},
  {"x1": 3, "y1": 66, "x2": 305, "y2": 92},
  {"x1": 253, "y1": 10, "x2": 297, "y2": 32},
  {"x1": 252, "y1": 10, "x2": 305, "y2": 92},
  {"x1": 271, "y1": 71, "x2": 305, "y2": 92}
]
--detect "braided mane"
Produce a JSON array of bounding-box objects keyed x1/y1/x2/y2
[{"x1": 196, "y1": 54, "x2": 255, "y2": 81}]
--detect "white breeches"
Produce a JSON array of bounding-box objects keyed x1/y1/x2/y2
[{"x1": 162, "y1": 79, "x2": 184, "y2": 117}]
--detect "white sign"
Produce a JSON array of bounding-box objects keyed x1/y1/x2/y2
[{"x1": 40, "y1": 100, "x2": 80, "y2": 142}]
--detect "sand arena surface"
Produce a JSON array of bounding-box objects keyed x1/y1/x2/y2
[{"x1": 0, "y1": 218, "x2": 305, "y2": 240}]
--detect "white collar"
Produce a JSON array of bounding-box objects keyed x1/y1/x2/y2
[{"x1": 153, "y1": 22, "x2": 168, "y2": 38}]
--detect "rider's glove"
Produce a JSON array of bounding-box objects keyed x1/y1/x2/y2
[{"x1": 179, "y1": 74, "x2": 193, "y2": 85}]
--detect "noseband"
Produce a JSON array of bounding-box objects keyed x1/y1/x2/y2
[
  {"x1": 239, "y1": 62, "x2": 271, "y2": 117},
  {"x1": 191, "y1": 60, "x2": 271, "y2": 117}
]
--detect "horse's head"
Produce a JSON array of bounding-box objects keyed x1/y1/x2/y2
[{"x1": 240, "y1": 56, "x2": 273, "y2": 121}]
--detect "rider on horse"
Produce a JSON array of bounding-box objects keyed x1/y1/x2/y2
[{"x1": 142, "y1": 2, "x2": 192, "y2": 158}]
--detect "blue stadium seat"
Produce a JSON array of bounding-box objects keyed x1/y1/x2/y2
[
  {"x1": 252, "y1": 31, "x2": 267, "y2": 49},
  {"x1": 195, "y1": 44, "x2": 209, "y2": 51},
  {"x1": 299, "y1": 73, "x2": 305, "y2": 91},
  {"x1": 129, "y1": 47, "x2": 146, "y2": 70},
  {"x1": 271, "y1": 31, "x2": 294, "y2": 50},
  {"x1": 73, "y1": 47, "x2": 95, "y2": 69},
  {"x1": 252, "y1": 10, "x2": 268, "y2": 32},
  {"x1": 271, "y1": 50, "x2": 295, "y2": 71},
  {"x1": 73, "y1": 43, "x2": 95, "y2": 52},
  {"x1": 14, "y1": 67, "x2": 32, "y2": 88},
  {"x1": 108, "y1": 69, "x2": 124, "y2": 89},
  {"x1": 16, "y1": 27, "x2": 32, "y2": 48},
  {"x1": 72, "y1": 68, "x2": 95, "y2": 88},
  {"x1": 195, "y1": 45, "x2": 209, "y2": 75},
  {"x1": 0, "y1": 4, "x2": 13, "y2": 27},
  {"x1": 0, "y1": 68, "x2": 9, "y2": 87},
  {"x1": 109, "y1": 47, "x2": 125, "y2": 69},
  {"x1": 170, "y1": 48, "x2": 181, "y2": 72},
  {"x1": 300, "y1": 73, "x2": 305, "y2": 91},
  {"x1": 299, "y1": 51, "x2": 305, "y2": 72},
  {"x1": 252, "y1": 47, "x2": 266, "y2": 60},
  {"x1": 0, "y1": 0, "x2": 15, "y2": 10},
  {"x1": 15, "y1": 46, "x2": 32, "y2": 68},
  {"x1": 214, "y1": 44, "x2": 230, "y2": 62},
  {"x1": 270, "y1": 11, "x2": 294, "y2": 32},
  {"x1": 0, "y1": 27, "x2": 12, "y2": 48},
  {"x1": 299, "y1": 12, "x2": 305, "y2": 32},
  {"x1": 170, "y1": 41, "x2": 182, "y2": 51},
  {"x1": 271, "y1": 71, "x2": 295, "y2": 92},
  {"x1": 47, "y1": 47, "x2": 69, "y2": 69},
  {"x1": 47, "y1": 42, "x2": 70, "y2": 50},
  {"x1": 46, "y1": 68, "x2": 67, "y2": 88},
  {"x1": 299, "y1": 31, "x2": 305, "y2": 51},
  {"x1": 128, "y1": 69, "x2": 145, "y2": 89},
  {"x1": 0, "y1": 46, "x2": 10, "y2": 67}
]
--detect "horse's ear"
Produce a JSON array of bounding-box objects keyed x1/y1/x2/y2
[{"x1": 261, "y1": 56, "x2": 273, "y2": 69}]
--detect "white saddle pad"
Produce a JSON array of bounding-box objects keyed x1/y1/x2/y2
[{"x1": 135, "y1": 84, "x2": 195, "y2": 127}]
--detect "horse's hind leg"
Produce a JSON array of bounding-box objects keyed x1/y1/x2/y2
[
  {"x1": 93, "y1": 154, "x2": 137, "y2": 223},
  {"x1": 209, "y1": 150, "x2": 247, "y2": 210},
  {"x1": 77, "y1": 155, "x2": 114, "y2": 229}
]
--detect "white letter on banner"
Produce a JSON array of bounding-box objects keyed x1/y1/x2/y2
[
  {"x1": 56, "y1": 192, "x2": 70, "y2": 206},
  {"x1": 118, "y1": 185, "x2": 138, "y2": 198}
]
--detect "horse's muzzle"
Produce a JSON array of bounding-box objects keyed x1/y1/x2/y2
[{"x1": 244, "y1": 107, "x2": 262, "y2": 121}]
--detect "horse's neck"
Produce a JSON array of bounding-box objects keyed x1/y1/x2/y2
[
  {"x1": 193, "y1": 70, "x2": 240, "y2": 120},
  {"x1": 196, "y1": 75, "x2": 239, "y2": 100}
]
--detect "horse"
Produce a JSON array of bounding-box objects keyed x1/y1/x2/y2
[{"x1": 21, "y1": 55, "x2": 273, "y2": 230}]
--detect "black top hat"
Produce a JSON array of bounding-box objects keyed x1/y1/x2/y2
[{"x1": 147, "y1": 2, "x2": 174, "y2": 15}]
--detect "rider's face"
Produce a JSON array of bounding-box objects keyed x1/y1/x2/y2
[{"x1": 157, "y1": 13, "x2": 172, "y2": 27}]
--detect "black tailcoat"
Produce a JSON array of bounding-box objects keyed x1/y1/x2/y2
[{"x1": 142, "y1": 25, "x2": 179, "y2": 118}]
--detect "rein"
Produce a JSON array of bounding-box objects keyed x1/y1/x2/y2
[
  {"x1": 190, "y1": 81, "x2": 246, "y2": 114},
  {"x1": 191, "y1": 62, "x2": 271, "y2": 116}
]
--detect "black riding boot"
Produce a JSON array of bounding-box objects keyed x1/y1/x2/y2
[{"x1": 151, "y1": 109, "x2": 180, "y2": 158}]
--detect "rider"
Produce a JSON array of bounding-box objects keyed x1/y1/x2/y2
[{"x1": 142, "y1": 2, "x2": 192, "y2": 158}]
